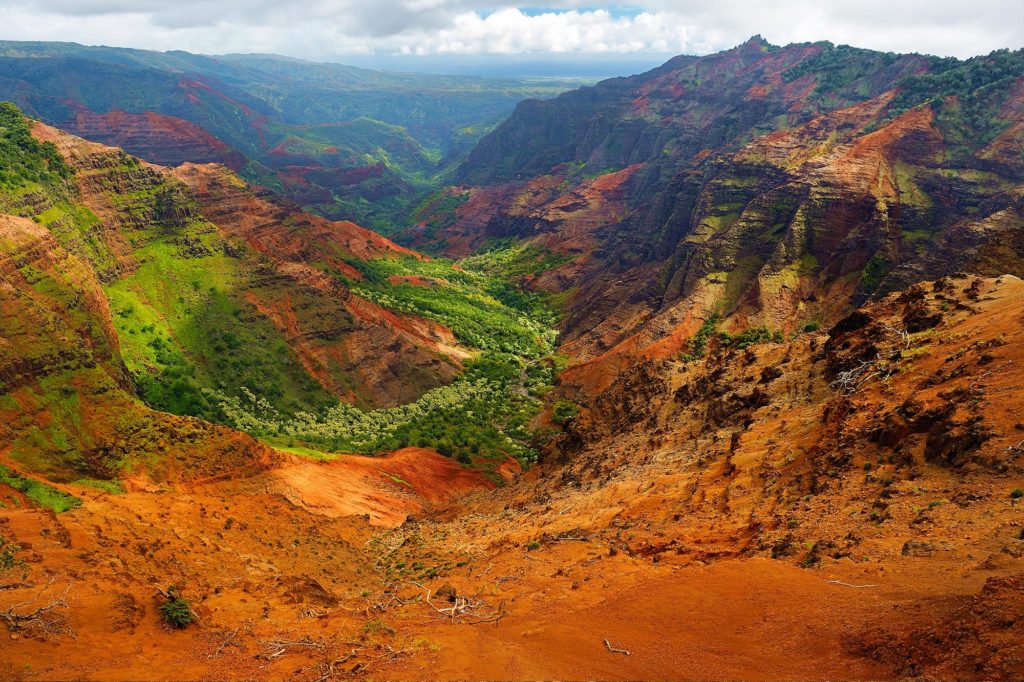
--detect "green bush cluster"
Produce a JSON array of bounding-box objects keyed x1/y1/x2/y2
[
  {"x1": 550, "y1": 398, "x2": 580, "y2": 425},
  {"x1": 348, "y1": 252, "x2": 558, "y2": 357},
  {"x1": 884, "y1": 49, "x2": 1024, "y2": 143},
  {"x1": 0, "y1": 101, "x2": 71, "y2": 189},
  {"x1": 158, "y1": 588, "x2": 194, "y2": 628},
  {"x1": 207, "y1": 352, "x2": 557, "y2": 467},
  {"x1": 782, "y1": 44, "x2": 899, "y2": 93},
  {"x1": 861, "y1": 254, "x2": 890, "y2": 291},
  {"x1": 680, "y1": 314, "x2": 722, "y2": 362},
  {"x1": 460, "y1": 240, "x2": 573, "y2": 281},
  {"x1": 681, "y1": 314, "x2": 786, "y2": 362},
  {"x1": 0, "y1": 535, "x2": 24, "y2": 576}
]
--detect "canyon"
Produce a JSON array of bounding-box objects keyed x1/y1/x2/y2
[{"x1": 0, "y1": 37, "x2": 1022, "y2": 681}]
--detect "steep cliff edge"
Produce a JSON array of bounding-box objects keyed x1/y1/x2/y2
[
  {"x1": 414, "y1": 41, "x2": 1024, "y2": 397},
  {"x1": 17, "y1": 112, "x2": 469, "y2": 418},
  {"x1": 0, "y1": 213, "x2": 277, "y2": 484}
]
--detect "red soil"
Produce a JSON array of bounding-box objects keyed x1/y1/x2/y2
[{"x1": 251, "y1": 448, "x2": 495, "y2": 527}]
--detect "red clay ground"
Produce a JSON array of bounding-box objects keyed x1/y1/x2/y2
[{"x1": 2, "y1": 277, "x2": 1023, "y2": 681}]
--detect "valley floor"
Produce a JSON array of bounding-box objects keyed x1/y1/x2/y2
[{"x1": 1, "y1": 476, "x2": 1020, "y2": 681}]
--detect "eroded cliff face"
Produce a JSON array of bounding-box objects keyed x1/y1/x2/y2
[
  {"x1": 0, "y1": 214, "x2": 124, "y2": 393},
  {"x1": 25, "y1": 120, "x2": 465, "y2": 412},
  {"x1": 0, "y1": 213, "x2": 278, "y2": 483},
  {"x1": 414, "y1": 40, "x2": 1024, "y2": 397},
  {"x1": 62, "y1": 109, "x2": 248, "y2": 170}
]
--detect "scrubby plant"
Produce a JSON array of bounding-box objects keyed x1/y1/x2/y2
[
  {"x1": 680, "y1": 314, "x2": 721, "y2": 362},
  {"x1": 362, "y1": 619, "x2": 395, "y2": 636},
  {"x1": 550, "y1": 398, "x2": 580, "y2": 426},
  {"x1": 0, "y1": 536, "x2": 25, "y2": 577},
  {"x1": 158, "y1": 588, "x2": 194, "y2": 628}
]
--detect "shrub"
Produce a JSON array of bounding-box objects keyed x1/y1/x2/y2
[
  {"x1": 363, "y1": 619, "x2": 395, "y2": 636},
  {"x1": 0, "y1": 536, "x2": 25, "y2": 576},
  {"x1": 681, "y1": 314, "x2": 721, "y2": 362},
  {"x1": 550, "y1": 398, "x2": 579, "y2": 425},
  {"x1": 159, "y1": 589, "x2": 194, "y2": 628},
  {"x1": 1011, "y1": 489, "x2": 1024, "y2": 500}
]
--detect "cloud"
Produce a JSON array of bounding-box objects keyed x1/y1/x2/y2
[
  {"x1": 395, "y1": 9, "x2": 690, "y2": 55},
  {"x1": 0, "y1": 1, "x2": 1020, "y2": 61}
]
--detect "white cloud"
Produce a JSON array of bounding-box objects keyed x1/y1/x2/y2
[
  {"x1": 0, "y1": 1, "x2": 1020, "y2": 61},
  {"x1": 397, "y1": 9, "x2": 690, "y2": 55}
]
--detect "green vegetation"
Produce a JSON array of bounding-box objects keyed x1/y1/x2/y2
[
  {"x1": 0, "y1": 465, "x2": 82, "y2": 513},
  {"x1": 727, "y1": 326, "x2": 784, "y2": 350},
  {"x1": 347, "y1": 252, "x2": 558, "y2": 357},
  {"x1": 460, "y1": 240, "x2": 573, "y2": 281},
  {"x1": 158, "y1": 588, "x2": 194, "y2": 628},
  {"x1": 0, "y1": 101, "x2": 71, "y2": 189},
  {"x1": 884, "y1": 49, "x2": 1024, "y2": 145},
  {"x1": 74, "y1": 478, "x2": 126, "y2": 495},
  {"x1": 550, "y1": 398, "x2": 580, "y2": 425},
  {"x1": 681, "y1": 314, "x2": 784, "y2": 362},
  {"x1": 782, "y1": 44, "x2": 899, "y2": 94},
  {"x1": 411, "y1": 189, "x2": 470, "y2": 242},
  {"x1": 106, "y1": 236, "x2": 335, "y2": 420},
  {"x1": 0, "y1": 536, "x2": 25, "y2": 577},
  {"x1": 680, "y1": 314, "x2": 721, "y2": 362},
  {"x1": 207, "y1": 351, "x2": 556, "y2": 468},
  {"x1": 781, "y1": 45, "x2": 1024, "y2": 149},
  {"x1": 1011, "y1": 489, "x2": 1024, "y2": 500},
  {"x1": 861, "y1": 254, "x2": 890, "y2": 291},
  {"x1": 0, "y1": 105, "x2": 336, "y2": 421},
  {"x1": 363, "y1": 619, "x2": 395, "y2": 636},
  {"x1": 0, "y1": 102, "x2": 566, "y2": 476},
  {"x1": 202, "y1": 245, "x2": 566, "y2": 469}
]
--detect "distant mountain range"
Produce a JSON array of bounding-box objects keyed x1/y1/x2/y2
[{"x1": 0, "y1": 40, "x2": 587, "y2": 232}]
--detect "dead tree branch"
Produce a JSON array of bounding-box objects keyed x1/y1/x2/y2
[
  {"x1": 604, "y1": 638, "x2": 631, "y2": 655},
  {"x1": 0, "y1": 580, "x2": 73, "y2": 638}
]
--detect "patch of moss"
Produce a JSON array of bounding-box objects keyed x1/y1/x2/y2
[{"x1": 0, "y1": 465, "x2": 82, "y2": 513}]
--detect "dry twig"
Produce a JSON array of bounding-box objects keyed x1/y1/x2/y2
[
  {"x1": 826, "y1": 580, "x2": 877, "y2": 588},
  {"x1": 0, "y1": 580, "x2": 73, "y2": 638},
  {"x1": 604, "y1": 638, "x2": 631, "y2": 655}
]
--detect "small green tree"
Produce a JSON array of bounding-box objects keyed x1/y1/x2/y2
[{"x1": 159, "y1": 587, "x2": 194, "y2": 628}]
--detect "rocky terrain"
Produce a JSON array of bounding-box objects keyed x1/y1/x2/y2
[
  {"x1": 1, "y1": 274, "x2": 1021, "y2": 680},
  {"x1": 413, "y1": 39, "x2": 1024, "y2": 394},
  {"x1": 1, "y1": 37, "x2": 1023, "y2": 682}
]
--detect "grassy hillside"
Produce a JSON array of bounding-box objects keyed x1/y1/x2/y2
[{"x1": 0, "y1": 104, "x2": 563, "y2": 478}]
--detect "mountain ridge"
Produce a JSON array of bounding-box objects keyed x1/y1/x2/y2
[
  {"x1": 411, "y1": 39, "x2": 1024, "y2": 398},
  {"x1": 0, "y1": 40, "x2": 586, "y2": 232}
]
